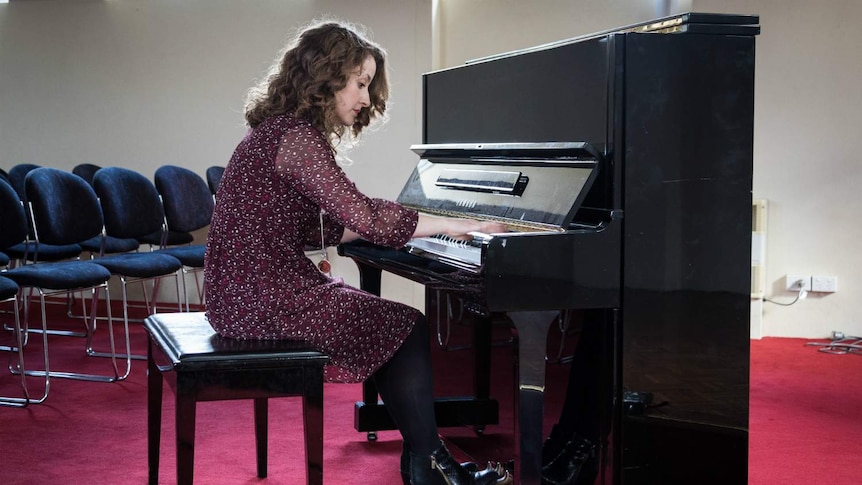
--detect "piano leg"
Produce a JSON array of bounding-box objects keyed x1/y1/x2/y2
[
  {"x1": 472, "y1": 311, "x2": 492, "y2": 433},
  {"x1": 507, "y1": 310, "x2": 559, "y2": 485}
]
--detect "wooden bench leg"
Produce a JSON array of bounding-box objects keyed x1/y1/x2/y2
[
  {"x1": 304, "y1": 366, "x2": 325, "y2": 485},
  {"x1": 254, "y1": 398, "x2": 268, "y2": 478},
  {"x1": 147, "y1": 346, "x2": 163, "y2": 485},
  {"x1": 176, "y1": 388, "x2": 197, "y2": 485}
]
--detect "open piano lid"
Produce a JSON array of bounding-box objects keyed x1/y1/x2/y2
[{"x1": 397, "y1": 142, "x2": 601, "y2": 232}]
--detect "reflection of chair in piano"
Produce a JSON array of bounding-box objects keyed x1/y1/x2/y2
[{"x1": 341, "y1": 12, "x2": 758, "y2": 485}]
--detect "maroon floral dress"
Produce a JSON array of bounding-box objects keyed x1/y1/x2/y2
[{"x1": 204, "y1": 114, "x2": 420, "y2": 383}]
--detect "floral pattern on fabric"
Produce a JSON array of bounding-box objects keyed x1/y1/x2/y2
[{"x1": 205, "y1": 114, "x2": 420, "y2": 383}]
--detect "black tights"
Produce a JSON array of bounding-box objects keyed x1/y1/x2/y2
[{"x1": 372, "y1": 315, "x2": 440, "y2": 456}]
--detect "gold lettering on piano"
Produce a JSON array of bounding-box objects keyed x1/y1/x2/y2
[{"x1": 631, "y1": 17, "x2": 684, "y2": 33}]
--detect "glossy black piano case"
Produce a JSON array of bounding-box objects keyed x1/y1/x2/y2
[{"x1": 421, "y1": 15, "x2": 756, "y2": 485}]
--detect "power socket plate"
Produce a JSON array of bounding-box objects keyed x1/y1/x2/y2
[
  {"x1": 811, "y1": 275, "x2": 838, "y2": 293},
  {"x1": 785, "y1": 274, "x2": 811, "y2": 291}
]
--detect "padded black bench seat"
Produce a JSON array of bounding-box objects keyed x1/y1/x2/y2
[{"x1": 145, "y1": 312, "x2": 329, "y2": 485}]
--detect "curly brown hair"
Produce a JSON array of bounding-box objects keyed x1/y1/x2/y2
[{"x1": 244, "y1": 20, "x2": 389, "y2": 145}]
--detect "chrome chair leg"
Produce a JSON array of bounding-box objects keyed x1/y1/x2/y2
[
  {"x1": 87, "y1": 272, "x2": 182, "y2": 362},
  {"x1": 17, "y1": 284, "x2": 130, "y2": 383},
  {"x1": 1, "y1": 295, "x2": 46, "y2": 407}
]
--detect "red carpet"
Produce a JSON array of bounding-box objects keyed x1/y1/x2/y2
[
  {"x1": 1, "y1": 300, "x2": 860, "y2": 484},
  {"x1": 748, "y1": 337, "x2": 862, "y2": 485}
]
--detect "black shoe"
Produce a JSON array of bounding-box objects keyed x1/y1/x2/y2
[
  {"x1": 402, "y1": 442, "x2": 481, "y2": 484},
  {"x1": 541, "y1": 424, "x2": 570, "y2": 466},
  {"x1": 541, "y1": 434, "x2": 597, "y2": 485},
  {"x1": 410, "y1": 441, "x2": 512, "y2": 485}
]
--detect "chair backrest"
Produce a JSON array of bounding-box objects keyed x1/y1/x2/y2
[
  {"x1": 8, "y1": 164, "x2": 41, "y2": 239},
  {"x1": 8, "y1": 163, "x2": 40, "y2": 200},
  {"x1": 205, "y1": 165, "x2": 225, "y2": 196},
  {"x1": 72, "y1": 163, "x2": 103, "y2": 187},
  {"x1": 93, "y1": 167, "x2": 166, "y2": 239},
  {"x1": 24, "y1": 167, "x2": 105, "y2": 246},
  {"x1": 0, "y1": 178, "x2": 28, "y2": 251},
  {"x1": 0, "y1": 168, "x2": 10, "y2": 184},
  {"x1": 153, "y1": 165, "x2": 214, "y2": 233}
]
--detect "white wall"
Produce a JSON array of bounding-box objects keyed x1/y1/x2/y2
[
  {"x1": 433, "y1": 0, "x2": 690, "y2": 68},
  {"x1": 0, "y1": 0, "x2": 430, "y2": 199},
  {"x1": 0, "y1": 0, "x2": 432, "y2": 309}
]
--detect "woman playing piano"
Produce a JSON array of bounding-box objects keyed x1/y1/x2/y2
[{"x1": 203, "y1": 19, "x2": 509, "y2": 485}]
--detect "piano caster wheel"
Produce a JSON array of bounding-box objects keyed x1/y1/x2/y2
[{"x1": 367, "y1": 431, "x2": 378, "y2": 441}]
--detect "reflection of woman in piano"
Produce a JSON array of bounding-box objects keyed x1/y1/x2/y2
[{"x1": 202, "y1": 19, "x2": 508, "y2": 485}]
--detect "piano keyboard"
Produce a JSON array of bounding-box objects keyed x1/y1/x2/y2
[{"x1": 405, "y1": 234, "x2": 484, "y2": 269}]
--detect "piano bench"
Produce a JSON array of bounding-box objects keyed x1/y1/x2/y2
[{"x1": 144, "y1": 312, "x2": 329, "y2": 485}]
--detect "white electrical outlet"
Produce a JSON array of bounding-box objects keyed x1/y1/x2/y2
[
  {"x1": 811, "y1": 275, "x2": 838, "y2": 293},
  {"x1": 785, "y1": 274, "x2": 811, "y2": 291}
]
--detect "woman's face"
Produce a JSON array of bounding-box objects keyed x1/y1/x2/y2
[{"x1": 334, "y1": 54, "x2": 376, "y2": 126}]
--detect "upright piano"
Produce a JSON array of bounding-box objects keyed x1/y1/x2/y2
[{"x1": 339, "y1": 13, "x2": 758, "y2": 484}]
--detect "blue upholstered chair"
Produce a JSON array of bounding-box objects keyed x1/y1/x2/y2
[
  {"x1": 71, "y1": 163, "x2": 102, "y2": 186},
  {"x1": 0, "y1": 171, "x2": 16, "y2": 268},
  {"x1": 66, "y1": 163, "x2": 138, "y2": 326},
  {"x1": 135, "y1": 165, "x2": 195, "y2": 248},
  {"x1": 205, "y1": 165, "x2": 225, "y2": 199},
  {"x1": 0, "y1": 170, "x2": 121, "y2": 389},
  {"x1": 5, "y1": 164, "x2": 83, "y2": 264},
  {"x1": 7, "y1": 164, "x2": 39, "y2": 200},
  {"x1": 137, "y1": 226, "x2": 195, "y2": 248},
  {"x1": 92, "y1": 167, "x2": 184, "y2": 345},
  {"x1": 0, "y1": 177, "x2": 60, "y2": 341},
  {"x1": 70, "y1": 164, "x2": 194, "y2": 250},
  {"x1": 153, "y1": 165, "x2": 214, "y2": 311},
  {"x1": 71, "y1": 163, "x2": 141, "y2": 256},
  {"x1": 0, "y1": 178, "x2": 27, "y2": 264},
  {"x1": 0, "y1": 180, "x2": 32, "y2": 406}
]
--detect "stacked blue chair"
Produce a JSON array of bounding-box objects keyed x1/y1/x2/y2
[
  {"x1": 91, "y1": 167, "x2": 184, "y2": 359},
  {"x1": 6, "y1": 164, "x2": 82, "y2": 265},
  {"x1": 71, "y1": 163, "x2": 141, "y2": 257},
  {"x1": 136, "y1": 163, "x2": 195, "y2": 248},
  {"x1": 206, "y1": 165, "x2": 225, "y2": 199},
  {"x1": 2, "y1": 168, "x2": 122, "y2": 388},
  {"x1": 8, "y1": 164, "x2": 91, "y2": 337},
  {"x1": 0, "y1": 179, "x2": 32, "y2": 406},
  {"x1": 70, "y1": 165, "x2": 193, "y2": 251},
  {"x1": 153, "y1": 165, "x2": 214, "y2": 311},
  {"x1": 71, "y1": 163, "x2": 101, "y2": 186},
  {"x1": 66, "y1": 163, "x2": 141, "y2": 325}
]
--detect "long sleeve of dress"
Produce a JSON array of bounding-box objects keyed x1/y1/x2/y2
[{"x1": 273, "y1": 122, "x2": 418, "y2": 248}]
